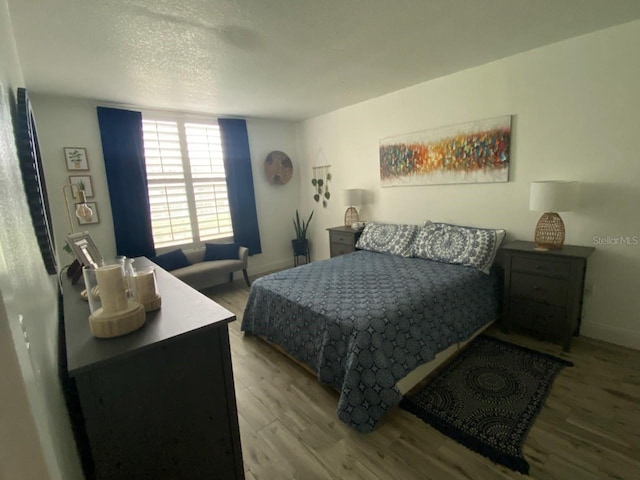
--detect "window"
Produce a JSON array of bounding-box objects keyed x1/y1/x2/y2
[{"x1": 142, "y1": 117, "x2": 233, "y2": 250}]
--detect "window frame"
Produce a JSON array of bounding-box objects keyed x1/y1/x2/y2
[{"x1": 141, "y1": 110, "x2": 233, "y2": 253}]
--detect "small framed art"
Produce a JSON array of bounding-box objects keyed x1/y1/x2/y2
[
  {"x1": 65, "y1": 231, "x2": 103, "y2": 268},
  {"x1": 76, "y1": 202, "x2": 99, "y2": 225},
  {"x1": 69, "y1": 175, "x2": 94, "y2": 198},
  {"x1": 64, "y1": 147, "x2": 89, "y2": 171}
]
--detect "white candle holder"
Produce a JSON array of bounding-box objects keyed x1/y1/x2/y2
[
  {"x1": 124, "y1": 258, "x2": 137, "y2": 301},
  {"x1": 135, "y1": 266, "x2": 162, "y2": 312},
  {"x1": 82, "y1": 264, "x2": 145, "y2": 338}
]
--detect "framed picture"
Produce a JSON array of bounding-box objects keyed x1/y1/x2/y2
[
  {"x1": 66, "y1": 231, "x2": 103, "y2": 268},
  {"x1": 64, "y1": 147, "x2": 89, "y2": 171},
  {"x1": 76, "y1": 202, "x2": 99, "y2": 225},
  {"x1": 69, "y1": 175, "x2": 94, "y2": 198}
]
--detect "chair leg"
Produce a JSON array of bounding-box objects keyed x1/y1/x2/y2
[
  {"x1": 242, "y1": 269, "x2": 251, "y2": 287},
  {"x1": 229, "y1": 272, "x2": 233, "y2": 283}
]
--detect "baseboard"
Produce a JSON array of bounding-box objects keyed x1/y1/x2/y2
[
  {"x1": 581, "y1": 322, "x2": 640, "y2": 350},
  {"x1": 246, "y1": 258, "x2": 292, "y2": 277}
]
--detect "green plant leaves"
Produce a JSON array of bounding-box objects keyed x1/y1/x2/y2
[{"x1": 293, "y1": 209, "x2": 314, "y2": 240}]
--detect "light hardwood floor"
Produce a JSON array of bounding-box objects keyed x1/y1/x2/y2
[{"x1": 205, "y1": 280, "x2": 640, "y2": 480}]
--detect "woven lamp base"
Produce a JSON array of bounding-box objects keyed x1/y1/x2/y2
[
  {"x1": 534, "y1": 212, "x2": 565, "y2": 250},
  {"x1": 344, "y1": 206, "x2": 359, "y2": 226}
]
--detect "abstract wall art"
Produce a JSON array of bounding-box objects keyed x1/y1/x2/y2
[{"x1": 379, "y1": 115, "x2": 512, "y2": 187}]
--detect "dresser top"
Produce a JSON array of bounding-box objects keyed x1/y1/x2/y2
[
  {"x1": 327, "y1": 225, "x2": 364, "y2": 234},
  {"x1": 63, "y1": 257, "x2": 235, "y2": 377},
  {"x1": 501, "y1": 240, "x2": 595, "y2": 259}
]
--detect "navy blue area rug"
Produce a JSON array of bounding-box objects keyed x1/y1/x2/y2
[{"x1": 400, "y1": 335, "x2": 572, "y2": 475}]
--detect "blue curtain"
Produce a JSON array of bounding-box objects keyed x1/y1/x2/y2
[
  {"x1": 218, "y1": 118, "x2": 262, "y2": 255},
  {"x1": 97, "y1": 107, "x2": 155, "y2": 258}
]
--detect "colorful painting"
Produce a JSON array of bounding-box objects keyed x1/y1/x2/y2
[{"x1": 379, "y1": 116, "x2": 511, "y2": 186}]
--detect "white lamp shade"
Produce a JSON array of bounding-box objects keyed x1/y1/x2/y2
[
  {"x1": 344, "y1": 188, "x2": 364, "y2": 206},
  {"x1": 529, "y1": 181, "x2": 578, "y2": 212}
]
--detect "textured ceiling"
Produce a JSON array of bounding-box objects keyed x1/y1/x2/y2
[{"x1": 8, "y1": 0, "x2": 640, "y2": 120}]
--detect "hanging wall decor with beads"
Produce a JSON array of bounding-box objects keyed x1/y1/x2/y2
[{"x1": 312, "y1": 149, "x2": 332, "y2": 208}]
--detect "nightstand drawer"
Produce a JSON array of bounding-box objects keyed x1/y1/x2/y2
[
  {"x1": 509, "y1": 298, "x2": 565, "y2": 337},
  {"x1": 330, "y1": 243, "x2": 355, "y2": 257},
  {"x1": 328, "y1": 226, "x2": 363, "y2": 258},
  {"x1": 331, "y1": 232, "x2": 355, "y2": 245},
  {"x1": 511, "y1": 256, "x2": 571, "y2": 279},
  {"x1": 510, "y1": 272, "x2": 568, "y2": 306}
]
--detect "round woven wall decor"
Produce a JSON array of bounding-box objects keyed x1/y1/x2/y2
[{"x1": 264, "y1": 151, "x2": 293, "y2": 185}]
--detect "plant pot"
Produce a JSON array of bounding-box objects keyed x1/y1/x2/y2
[{"x1": 291, "y1": 239, "x2": 308, "y2": 256}]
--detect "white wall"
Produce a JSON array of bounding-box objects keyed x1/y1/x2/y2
[
  {"x1": 31, "y1": 94, "x2": 300, "y2": 277},
  {"x1": 31, "y1": 95, "x2": 117, "y2": 262},
  {"x1": 297, "y1": 20, "x2": 640, "y2": 350},
  {"x1": 0, "y1": 1, "x2": 82, "y2": 479},
  {"x1": 246, "y1": 118, "x2": 301, "y2": 273}
]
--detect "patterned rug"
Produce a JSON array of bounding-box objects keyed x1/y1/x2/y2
[{"x1": 400, "y1": 335, "x2": 572, "y2": 475}]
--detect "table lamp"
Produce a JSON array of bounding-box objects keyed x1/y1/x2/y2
[
  {"x1": 344, "y1": 188, "x2": 364, "y2": 226},
  {"x1": 529, "y1": 181, "x2": 578, "y2": 250}
]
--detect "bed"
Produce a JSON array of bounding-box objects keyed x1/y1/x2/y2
[{"x1": 241, "y1": 234, "x2": 503, "y2": 432}]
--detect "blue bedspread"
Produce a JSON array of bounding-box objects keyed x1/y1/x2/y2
[{"x1": 241, "y1": 250, "x2": 501, "y2": 432}]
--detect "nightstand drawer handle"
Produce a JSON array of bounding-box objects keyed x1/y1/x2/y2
[
  {"x1": 535, "y1": 265, "x2": 544, "y2": 271},
  {"x1": 532, "y1": 285, "x2": 544, "y2": 292}
]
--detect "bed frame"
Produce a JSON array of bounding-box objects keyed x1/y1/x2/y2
[{"x1": 249, "y1": 319, "x2": 495, "y2": 397}]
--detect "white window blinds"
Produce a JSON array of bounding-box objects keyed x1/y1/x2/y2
[{"x1": 142, "y1": 118, "x2": 233, "y2": 249}]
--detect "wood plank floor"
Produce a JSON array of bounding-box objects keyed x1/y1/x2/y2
[{"x1": 205, "y1": 280, "x2": 640, "y2": 480}]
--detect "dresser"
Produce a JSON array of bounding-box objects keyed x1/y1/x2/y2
[
  {"x1": 327, "y1": 225, "x2": 363, "y2": 257},
  {"x1": 500, "y1": 241, "x2": 594, "y2": 351},
  {"x1": 61, "y1": 258, "x2": 244, "y2": 480}
]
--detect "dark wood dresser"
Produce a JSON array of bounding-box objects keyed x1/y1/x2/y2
[
  {"x1": 327, "y1": 225, "x2": 363, "y2": 258},
  {"x1": 500, "y1": 240, "x2": 594, "y2": 351},
  {"x1": 61, "y1": 258, "x2": 244, "y2": 479}
]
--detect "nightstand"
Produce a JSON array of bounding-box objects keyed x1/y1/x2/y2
[
  {"x1": 327, "y1": 226, "x2": 363, "y2": 258},
  {"x1": 500, "y1": 240, "x2": 594, "y2": 351}
]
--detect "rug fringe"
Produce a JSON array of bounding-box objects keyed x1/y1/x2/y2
[{"x1": 400, "y1": 398, "x2": 530, "y2": 475}]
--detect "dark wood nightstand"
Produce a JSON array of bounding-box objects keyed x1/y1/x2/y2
[
  {"x1": 500, "y1": 240, "x2": 594, "y2": 351},
  {"x1": 327, "y1": 226, "x2": 363, "y2": 258}
]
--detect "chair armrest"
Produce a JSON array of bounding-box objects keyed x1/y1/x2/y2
[{"x1": 238, "y1": 246, "x2": 249, "y2": 268}]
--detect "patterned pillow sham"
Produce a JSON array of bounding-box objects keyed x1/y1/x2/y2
[
  {"x1": 356, "y1": 222, "x2": 419, "y2": 257},
  {"x1": 412, "y1": 223, "x2": 506, "y2": 274}
]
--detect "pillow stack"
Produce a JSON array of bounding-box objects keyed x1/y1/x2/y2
[
  {"x1": 355, "y1": 221, "x2": 505, "y2": 274},
  {"x1": 412, "y1": 222, "x2": 505, "y2": 274}
]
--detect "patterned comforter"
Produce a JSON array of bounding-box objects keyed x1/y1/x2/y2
[{"x1": 241, "y1": 250, "x2": 501, "y2": 432}]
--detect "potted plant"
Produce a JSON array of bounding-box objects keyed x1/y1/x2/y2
[{"x1": 292, "y1": 209, "x2": 313, "y2": 257}]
